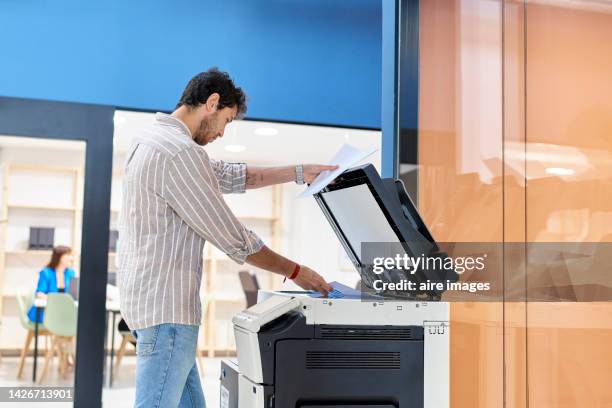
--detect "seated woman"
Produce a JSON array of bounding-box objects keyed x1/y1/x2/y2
[{"x1": 27, "y1": 245, "x2": 76, "y2": 323}]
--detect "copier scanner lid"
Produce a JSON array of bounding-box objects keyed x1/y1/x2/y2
[
  {"x1": 315, "y1": 164, "x2": 438, "y2": 268},
  {"x1": 313, "y1": 163, "x2": 440, "y2": 277}
]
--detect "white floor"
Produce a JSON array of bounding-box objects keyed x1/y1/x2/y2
[{"x1": 0, "y1": 355, "x2": 226, "y2": 407}]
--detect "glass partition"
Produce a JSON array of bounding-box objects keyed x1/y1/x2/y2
[
  {"x1": 417, "y1": 1, "x2": 505, "y2": 406},
  {"x1": 412, "y1": 1, "x2": 612, "y2": 406},
  {"x1": 525, "y1": 2, "x2": 612, "y2": 407}
]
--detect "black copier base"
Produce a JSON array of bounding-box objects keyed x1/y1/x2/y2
[{"x1": 274, "y1": 338, "x2": 424, "y2": 408}]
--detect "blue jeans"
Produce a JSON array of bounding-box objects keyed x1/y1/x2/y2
[{"x1": 133, "y1": 324, "x2": 206, "y2": 408}]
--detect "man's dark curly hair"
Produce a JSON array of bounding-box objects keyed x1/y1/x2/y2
[{"x1": 176, "y1": 68, "x2": 247, "y2": 117}]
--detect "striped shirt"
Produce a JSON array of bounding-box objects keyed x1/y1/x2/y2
[{"x1": 117, "y1": 112, "x2": 264, "y2": 330}]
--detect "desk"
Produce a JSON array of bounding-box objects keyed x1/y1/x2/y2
[
  {"x1": 31, "y1": 298, "x2": 120, "y2": 384},
  {"x1": 105, "y1": 303, "x2": 121, "y2": 388}
]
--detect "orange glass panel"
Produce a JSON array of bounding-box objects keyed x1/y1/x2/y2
[
  {"x1": 525, "y1": 2, "x2": 612, "y2": 407},
  {"x1": 419, "y1": 1, "x2": 505, "y2": 407}
]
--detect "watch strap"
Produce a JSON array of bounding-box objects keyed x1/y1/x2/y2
[{"x1": 295, "y1": 164, "x2": 305, "y2": 184}]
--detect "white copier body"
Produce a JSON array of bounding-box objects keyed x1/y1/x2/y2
[{"x1": 226, "y1": 290, "x2": 449, "y2": 408}]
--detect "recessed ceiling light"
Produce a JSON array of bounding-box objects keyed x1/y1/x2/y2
[
  {"x1": 254, "y1": 127, "x2": 278, "y2": 136},
  {"x1": 114, "y1": 114, "x2": 127, "y2": 125},
  {"x1": 225, "y1": 144, "x2": 246, "y2": 152},
  {"x1": 545, "y1": 167, "x2": 575, "y2": 176}
]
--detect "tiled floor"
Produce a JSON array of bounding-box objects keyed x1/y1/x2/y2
[{"x1": 0, "y1": 355, "x2": 225, "y2": 407}]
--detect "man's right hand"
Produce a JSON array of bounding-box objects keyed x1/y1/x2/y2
[
  {"x1": 245, "y1": 246, "x2": 333, "y2": 296},
  {"x1": 293, "y1": 265, "x2": 333, "y2": 296}
]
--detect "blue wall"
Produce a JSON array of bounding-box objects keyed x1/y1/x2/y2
[{"x1": 0, "y1": 0, "x2": 382, "y2": 128}]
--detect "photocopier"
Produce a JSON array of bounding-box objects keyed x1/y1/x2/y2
[{"x1": 220, "y1": 164, "x2": 458, "y2": 408}]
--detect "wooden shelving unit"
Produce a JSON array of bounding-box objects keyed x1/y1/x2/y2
[
  {"x1": 0, "y1": 164, "x2": 83, "y2": 340},
  {"x1": 0, "y1": 164, "x2": 119, "y2": 350},
  {"x1": 7, "y1": 204, "x2": 76, "y2": 211},
  {"x1": 201, "y1": 184, "x2": 283, "y2": 357}
]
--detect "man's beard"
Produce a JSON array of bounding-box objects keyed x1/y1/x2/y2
[{"x1": 193, "y1": 114, "x2": 216, "y2": 146}]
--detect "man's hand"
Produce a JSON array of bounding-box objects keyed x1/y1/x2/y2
[
  {"x1": 245, "y1": 246, "x2": 333, "y2": 296},
  {"x1": 302, "y1": 164, "x2": 339, "y2": 184},
  {"x1": 292, "y1": 265, "x2": 333, "y2": 296}
]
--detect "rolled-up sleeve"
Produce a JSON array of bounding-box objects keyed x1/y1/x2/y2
[
  {"x1": 163, "y1": 148, "x2": 263, "y2": 263},
  {"x1": 209, "y1": 158, "x2": 247, "y2": 194}
]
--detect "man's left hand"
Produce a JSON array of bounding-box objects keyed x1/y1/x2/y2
[{"x1": 303, "y1": 164, "x2": 339, "y2": 184}]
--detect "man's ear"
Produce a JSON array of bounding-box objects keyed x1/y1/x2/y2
[{"x1": 206, "y1": 93, "x2": 220, "y2": 112}]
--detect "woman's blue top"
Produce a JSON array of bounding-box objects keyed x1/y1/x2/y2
[{"x1": 27, "y1": 267, "x2": 76, "y2": 323}]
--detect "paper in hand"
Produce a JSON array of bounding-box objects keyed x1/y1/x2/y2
[{"x1": 297, "y1": 143, "x2": 378, "y2": 198}]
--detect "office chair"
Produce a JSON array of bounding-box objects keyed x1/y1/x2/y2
[
  {"x1": 113, "y1": 318, "x2": 136, "y2": 379},
  {"x1": 107, "y1": 272, "x2": 117, "y2": 286},
  {"x1": 38, "y1": 294, "x2": 77, "y2": 383},
  {"x1": 238, "y1": 271, "x2": 259, "y2": 308},
  {"x1": 16, "y1": 293, "x2": 51, "y2": 379},
  {"x1": 68, "y1": 278, "x2": 79, "y2": 301}
]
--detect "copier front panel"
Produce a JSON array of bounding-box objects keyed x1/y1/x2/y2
[
  {"x1": 274, "y1": 326, "x2": 424, "y2": 407},
  {"x1": 239, "y1": 299, "x2": 429, "y2": 408}
]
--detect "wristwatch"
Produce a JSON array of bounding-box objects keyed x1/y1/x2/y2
[{"x1": 295, "y1": 164, "x2": 305, "y2": 185}]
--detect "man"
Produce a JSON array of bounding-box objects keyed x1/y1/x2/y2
[{"x1": 117, "y1": 68, "x2": 334, "y2": 408}]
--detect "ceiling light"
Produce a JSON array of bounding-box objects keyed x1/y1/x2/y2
[
  {"x1": 225, "y1": 144, "x2": 246, "y2": 152},
  {"x1": 254, "y1": 127, "x2": 278, "y2": 136},
  {"x1": 114, "y1": 114, "x2": 127, "y2": 125},
  {"x1": 545, "y1": 167, "x2": 575, "y2": 176}
]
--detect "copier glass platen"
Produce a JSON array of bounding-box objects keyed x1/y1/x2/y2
[{"x1": 223, "y1": 164, "x2": 451, "y2": 408}]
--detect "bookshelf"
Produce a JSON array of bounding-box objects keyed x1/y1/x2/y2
[
  {"x1": 0, "y1": 156, "x2": 149, "y2": 350},
  {"x1": 0, "y1": 163, "x2": 119, "y2": 350},
  {"x1": 0, "y1": 164, "x2": 83, "y2": 349}
]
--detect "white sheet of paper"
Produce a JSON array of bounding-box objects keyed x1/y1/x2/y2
[{"x1": 297, "y1": 143, "x2": 378, "y2": 198}]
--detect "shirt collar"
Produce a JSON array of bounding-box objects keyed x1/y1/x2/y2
[{"x1": 155, "y1": 112, "x2": 193, "y2": 138}]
